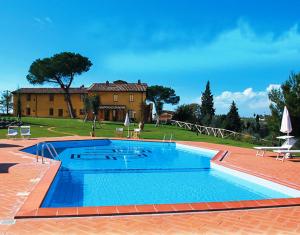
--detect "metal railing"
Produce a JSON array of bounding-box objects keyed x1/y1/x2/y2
[{"x1": 36, "y1": 142, "x2": 59, "y2": 163}]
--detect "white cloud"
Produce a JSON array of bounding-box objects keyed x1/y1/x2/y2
[
  {"x1": 104, "y1": 21, "x2": 300, "y2": 72},
  {"x1": 33, "y1": 17, "x2": 43, "y2": 24},
  {"x1": 45, "y1": 17, "x2": 53, "y2": 24},
  {"x1": 214, "y1": 84, "x2": 281, "y2": 116},
  {"x1": 33, "y1": 17, "x2": 53, "y2": 25}
]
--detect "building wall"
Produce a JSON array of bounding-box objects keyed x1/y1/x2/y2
[
  {"x1": 13, "y1": 93, "x2": 85, "y2": 118},
  {"x1": 95, "y1": 91, "x2": 146, "y2": 121},
  {"x1": 13, "y1": 91, "x2": 148, "y2": 121}
]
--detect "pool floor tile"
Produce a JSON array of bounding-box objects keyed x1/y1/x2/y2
[
  {"x1": 206, "y1": 202, "x2": 227, "y2": 210},
  {"x1": 172, "y1": 203, "x2": 193, "y2": 211},
  {"x1": 240, "y1": 200, "x2": 260, "y2": 208},
  {"x1": 153, "y1": 204, "x2": 175, "y2": 212},
  {"x1": 98, "y1": 206, "x2": 118, "y2": 215},
  {"x1": 135, "y1": 205, "x2": 157, "y2": 213},
  {"x1": 36, "y1": 208, "x2": 58, "y2": 217},
  {"x1": 116, "y1": 205, "x2": 137, "y2": 214},
  {"x1": 57, "y1": 207, "x2": 78, "y2": 216},
  {"x1": 190, "y1": 203, "x2": 211, "y2": 211},
  {"x1": 77, "y1": 206, "x2": 99, "y2": 216},
  {"x1": 15, "y1": 209, "x2": 37, "y2": 218}
]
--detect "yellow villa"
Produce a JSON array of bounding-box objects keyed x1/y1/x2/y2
[{"x1": 13, "y1": 80, "x2": 152, "y2": 122}]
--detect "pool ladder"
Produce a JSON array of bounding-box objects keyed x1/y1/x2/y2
[
  {"x1": 36, "y1": 142, "x2": 59, "y2": 164},
  {"x1": 163, "y1": 134, "x2": 173, "y2": 142}
]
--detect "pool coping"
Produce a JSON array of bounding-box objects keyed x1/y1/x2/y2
[{"x1": 15, "y1": 139, "x2": 300, "y2": 219}]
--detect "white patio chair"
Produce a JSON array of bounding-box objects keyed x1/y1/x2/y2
[
  {"x1": 254, "y1": 138, "x2": 297, "y2": 157},
  {"x1": 20, "y1": 126, "x2": 31, "y2": 139},
  {"x1": 132, "y1": 128, "x2": 141, "y2": 139},
  {"x1": 7, "y1": 126, "x2": 18, "y2": 138}
]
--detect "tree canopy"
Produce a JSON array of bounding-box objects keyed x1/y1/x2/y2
[
  {"x1": 90, "y1": 94, "x2": 101, "y2": 117},
  {"x1": 147, "y1": 85, "x2": 180, "y2": 116},
  {"x1": 0, "y1": 90, "x2": 13, "y2": 115},
  {"x1": 268, "y1": 72, "x2": 300, "y2": 137},
  {"x1": 26, "y1": 52, "x2": 92, "y2": 118},
  {"x1": 225, "y1": 101, "x2": 242, "y2": 132},
  {"x1": 200, "y1": 81, "x2": 215, "y2": 125},
  {"x1": 173, "y1": 103, "x2": 201, "y2": 123}
]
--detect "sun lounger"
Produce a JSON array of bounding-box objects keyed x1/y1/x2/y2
[
  {"x1": 20, "y1": 126, "x2": 31, "y2": 139},
  {"x1": 273, "y1": 149, "x2": 300, "y2": 161},
  {"x1": 7, "y1": 126, "x2": 18, "y2": 138},
  {"x1": 254, "y1": 138, "x2": 297, "y2": 157},
  {"x1": 132, "y1": 128, "x2": 141, "y2": 139}
]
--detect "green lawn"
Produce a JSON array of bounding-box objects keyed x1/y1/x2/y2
[{"x1": 0, "y1": 117, "x2": 256, "y2": 148}]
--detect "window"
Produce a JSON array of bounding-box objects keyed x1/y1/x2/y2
[
  {"x1": 80, "y1": 94, "x2": 85, "y2": 102},
  {"x1": 26, "y1": 94, "x2": 31, "y2": 101},
  {"x1": 128, "y1": 110, "x2": 133, "y2": 118},
  {"x1": 26, "y1": 108, "x2": 31, "y2": 115},
  {"x1": 49, "y1": 108, "x2": 54, "y2": 116},
  {"x1": 49, "y1": 94, "x2": 54, "y2": 101},
  {"x1": 113, "y1": 94, "x2": 118, "y2": 102},
  {"x1": 129, "y1": 94, "x2": 134, "y2": 102},
  {"x1": 58, "y1": 109, "x2": 63, "y2": 117}
]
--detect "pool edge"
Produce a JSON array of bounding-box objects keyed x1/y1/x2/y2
[{"x1": 15, "y1": 140, "x2": 300, "y2": 219}]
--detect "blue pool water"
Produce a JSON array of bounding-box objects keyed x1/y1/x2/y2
[{"x1": 22, "y1": 139, "x2": 291, "y2": 207}]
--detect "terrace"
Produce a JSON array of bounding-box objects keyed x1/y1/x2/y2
[{"x1": 1, "y1": 125, "x2": 300, "y2": 234}]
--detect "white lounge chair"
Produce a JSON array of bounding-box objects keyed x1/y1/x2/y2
[
  {"x1": 20, "y1": 126, "x2": 31, "y2": 139},
  {"x1": 132, "y1": 128, "x2": 141, "y2": 139},
  {"x1": 254, "y1": 138, "x2": 297, "y2": 157},
  {"x1": 273, "y1": 149, "x2": 300, "y2": 161},
  {"x1": 7, "y1": 126, "x2": 18, "y2": 138}
]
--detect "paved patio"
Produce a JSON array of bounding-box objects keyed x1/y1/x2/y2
[{"x1": 1, "y1": 137, "x2": 300, "y2": 234}]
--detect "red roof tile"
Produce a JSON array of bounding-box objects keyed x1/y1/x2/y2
[
  {"x1": 88, "y1": 83, "x2": 148, "y2": 92},
  {"x1": 13, "y1": 82, "x2": 148, "y2": 94},
  {"x1": 13, "y1": 88, "x2": 87, "y2": 94}
]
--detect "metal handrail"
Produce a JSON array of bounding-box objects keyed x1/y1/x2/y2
[
  {"x1": 43, "y1": 143, "x2": 59, "y2": 160},
  {"x1": 162, "y1": 134, "x2": 173, "y2": 142},
  {"x1": 47, "y1": 143, "x2": 59, "y2": 159},
  {"x1": 36, "y1": 142, "x2": 59, "y2": 164},
  {"x1": 36, "y1": 142, "x2": 44, "y2": 162}
]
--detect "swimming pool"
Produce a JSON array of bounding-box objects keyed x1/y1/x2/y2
[{"x1": 22, "y1": 139, "x2": 296, "y2": 208}]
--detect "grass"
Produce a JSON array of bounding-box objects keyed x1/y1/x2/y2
[{"x1": 0, "y1": 117, "x2": 256, "y2": 148}]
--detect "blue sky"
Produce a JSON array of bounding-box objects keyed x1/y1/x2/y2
[{"x1": 1, "y1": 0, "x2": 300, "y2": 116}]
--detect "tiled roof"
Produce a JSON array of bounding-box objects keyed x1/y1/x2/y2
[
  {"x1": 88, "y1": 83, "x2": 148, "y2": 92},
  {"x1": 12, "y1": 88, "x2": 87, "y2": 94},
  {"x1": 12, "y1": 82, "x2": 148, "y2": 94}
]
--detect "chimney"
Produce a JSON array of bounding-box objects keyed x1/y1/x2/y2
[
  {"x1": 137, "y1": 79, "x2": 141, "y2": 85},
  {"x1": 106, "y1": 81, "x2": 109, "y2": 85}
]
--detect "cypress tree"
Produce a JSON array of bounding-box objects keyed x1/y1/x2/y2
[
  {"x1": 200, "y1": 81, "x2": 215, "y2": 125},
  {"x1": 225, "y1": 101, "x2": 242, "y2": 132},
  {"x1": 16, "y1": 88, "x2": 22, "y2": 120}
]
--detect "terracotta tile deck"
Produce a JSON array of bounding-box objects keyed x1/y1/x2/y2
[{"x1": 1, "y1": 137, "x2": 300, "y2": 234}]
